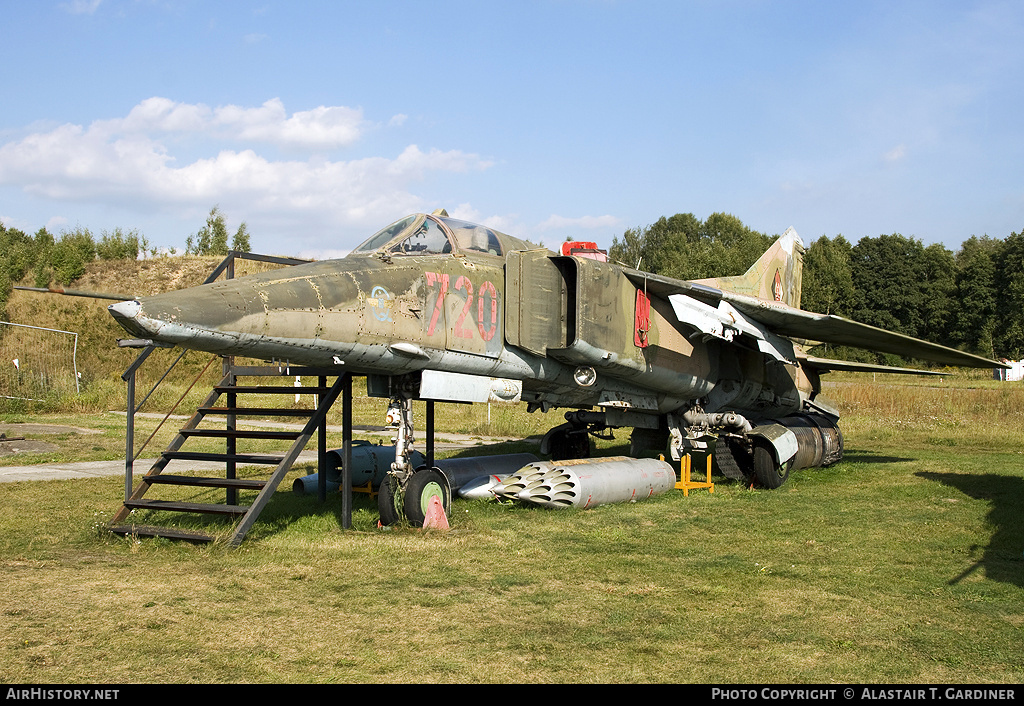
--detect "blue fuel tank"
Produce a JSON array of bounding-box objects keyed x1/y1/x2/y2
[{"x1": 292, "y1": 440, "x2": 425, "y2": 494}]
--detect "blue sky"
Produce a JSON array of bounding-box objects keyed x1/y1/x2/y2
[{"x1": 1, "y1": 0, "x2": 1022, "y2": 259}]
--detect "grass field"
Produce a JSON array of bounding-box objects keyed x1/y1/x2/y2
[{"x1": 0, "y1": 376, "x2": 1021, "y2": 684}]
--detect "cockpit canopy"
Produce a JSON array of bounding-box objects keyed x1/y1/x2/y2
[{"x1": 350, "y1": 213, "x2": 534, "y2": 258}]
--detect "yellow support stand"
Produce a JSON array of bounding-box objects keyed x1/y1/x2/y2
[
  {"x1": 352, "y1": 481, "x2": 377, "y2": 499},
  {"x1": 675, "y1": 453, "x2": 714, "y2": 496}
]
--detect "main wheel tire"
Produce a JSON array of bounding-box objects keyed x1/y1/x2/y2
[
  {"x1": 403, "y1": 468, "x2": 451, "y2": 527},
  {"x1": 549, "y1": 428, "x2": 590, "y2": 461},
  {"x1": 753, "y1": 444, "x2": 790, "y2": 489},
  {"x1": 377, "y1": 474, "x2": 404, "y2": 526}
]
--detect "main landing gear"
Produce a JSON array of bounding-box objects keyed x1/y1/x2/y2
[{"x1": 540, "y1": 410, "x2": 612, "y2": 460}]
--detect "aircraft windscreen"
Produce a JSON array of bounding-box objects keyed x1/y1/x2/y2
[
  {"x1": 392, "y1": 218, "x2": 451, "y2": 255},
  {"x1": 351, "y1": 215, "x2": 421, "y2": 253},
  {"x1": 441, "y1": 218, "x2": 502, "y2": 256}
]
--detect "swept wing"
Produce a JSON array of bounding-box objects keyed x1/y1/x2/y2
[{"x1": 622, "y1": 270, "x2": 1002, "y2": 370}]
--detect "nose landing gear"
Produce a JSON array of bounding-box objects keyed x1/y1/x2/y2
[{"x1": 377, "y1": 393, "x2": 451, "y2": 527}]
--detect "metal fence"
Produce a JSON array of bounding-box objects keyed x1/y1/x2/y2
[{"x1": 0, "y1": 321, "x2": 80, "y2": 400}]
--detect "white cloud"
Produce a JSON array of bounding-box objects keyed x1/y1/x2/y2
[
  {"x1": 119, "y1": 97, "x2": 210, "y2": 133},
  {"x1": 0, "y1": 98, "x2": 493, "y2": 249},
  {"x1": 214, "y1": 99, "x2": 365, "y2": 150},
  {"x1": 60, "y1": 0, "x2": 102, "y2": 15},
  {"x1": 108, "y1": 97, "x2": 366, "y2": 151},
  {"x1": 883, "y1": 143, "x2": 908, "y2": 163}
]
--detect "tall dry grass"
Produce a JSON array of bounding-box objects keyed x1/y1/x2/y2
[{"x1": 822, "y1": 375, "x2": 1024, "y2": 450}]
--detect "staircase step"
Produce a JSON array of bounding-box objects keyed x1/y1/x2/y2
[
  {"x1": 179, "y1": 429, "x2": 302, "y2": 441},
  {"x1": 108, "y1": 525, "x2": 216, "y2": 543},
  {"x1": 124, "y1": 499, "x2": 249, "y2": 516},
  {"x1": 162, "y1": 451, "x2": 286, "y2": 465},
  {"x1": 143, "y1": 474, "x2": 268, "y2": 490},
  {"x1": 197, "y1": 406, "x2": 315, "y2": 417},
  {"x1": 213, "y1": 385, "x2": 331, "y2": 395},
  {"x1": 111, "y1": 366, "x2": 348, "y2": 545}
]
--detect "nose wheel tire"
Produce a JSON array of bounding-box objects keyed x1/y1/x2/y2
[
  {"x1": 378, "y1": 474, "x2": 404, "y2": 526},
  {"x1": 403, "y1": 468, "x2": 451, "y2": 527}
]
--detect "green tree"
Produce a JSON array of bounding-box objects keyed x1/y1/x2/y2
[
  {"x1": 231, "y1": 221, "x2": 251, "y2": 252},
  {"x1": 950, "y1": 236, "x2": 999, "y2": 358},
  {"x1": 610, "y1": 213, "x2": 700, "y2": 274},
  {"x1": 850, "y1": 234, "x2": 930, "y2": 338},
  {"x1": 0, "y1": 267, "x2": 9, "y2": 320},
  {"x1": 188, "y1": 206, "x2": 230, "y2": 255},
  {"x1": 0, "y1": 222, "x2": 33, "y2": 317},
  {"x1": 0, "y1": 223, "x2": 36, "y2": 285},
  {"x1": 610, "y1": 225, "x2": 650, "y2": 270},
  {"x1": 50, "y1": 227, "x2": 97, "y2": 284},
  {"x1": 96, "y1": 227, "x2": 142, "y2": 260},
  {"x1": 918, "y1": 243, "x2": 956, "y2": 345},
  {"x1": 32, "y1": 228, "x2": 55, "y2": 287},
  {"x1": 187, "y1": 206, "x2": 251, "y2": 256},
  {"x1": 802, "y1": 234, "x2": 854, "y2": 316},
  {"x1": 610, "y1": 212, "x2": 771, "y2": 281},
  {"x1": 692, "y1": 212, "x2": 774, "y2": 280},
  {"x1": 994, "y1": 229, "x2": 1024, "y2": 358}
]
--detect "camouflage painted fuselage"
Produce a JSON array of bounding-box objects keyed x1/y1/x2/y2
[
  {"x1": 110, "y1": 213, "x2": 803, "y2": 421},
  {"x1": 110, "y1": 213, "x2": 997, "y2": 426}
]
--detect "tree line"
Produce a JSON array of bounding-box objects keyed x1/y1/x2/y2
[
  {"x1": 610, "y1": 213, "x2": 1024, "y2": 362},
  {"x1": 0, "y1": 206, "x2": 250, "y2": 321}
]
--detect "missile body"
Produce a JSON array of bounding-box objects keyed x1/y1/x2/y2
[
  {"x1": 458, "y1": 474, "x2": 508, "y2": 500},
  {"x1": 492, "y1": 456, "x2": 676, "y2": 509},
  {"x1": 434, "y1": 453, "x2": 538, "y2": 496}
]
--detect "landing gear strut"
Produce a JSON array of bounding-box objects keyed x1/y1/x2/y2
[{"x1": 377, "y1": 392, "x2": 451, "y2": 527}]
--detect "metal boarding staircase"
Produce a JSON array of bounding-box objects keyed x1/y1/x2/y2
[
  {"x1": 108, "y1": 365, "x2": 346, "y2": 545},
  {"x1": 106, "y1": 251, "x2": 350, "y2": 546}
]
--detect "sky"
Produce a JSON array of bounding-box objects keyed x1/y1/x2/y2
[{"x1": 1, "y1": 0, "x2": 1022, "y2": 259}]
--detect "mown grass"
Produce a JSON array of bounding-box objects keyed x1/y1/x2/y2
[
  {"x1": 1, "y1": 445, "x2": 1020, "y2": 683},
  {"x1": 0, "y1": 376, "x2": 1022, "y2": 684}
]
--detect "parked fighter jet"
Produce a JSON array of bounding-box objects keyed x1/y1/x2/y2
[{"x1": 107, "y1": 209, "x2": 1002, "y2": 524}]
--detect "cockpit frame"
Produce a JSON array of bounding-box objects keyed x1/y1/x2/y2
[{"x1": 350, "y1": 213, "x2": 532, "y2": 259}]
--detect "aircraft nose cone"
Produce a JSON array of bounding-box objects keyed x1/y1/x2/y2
[
  {"x1": 108, "y1": 299, "x2": 141, "y2": 321},
  {"x1": 108, "y1": 299, "x2": 153, "y2": 338}
]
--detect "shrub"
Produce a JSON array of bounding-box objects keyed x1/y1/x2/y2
[
  {"x1": 51, "y1": 227, "x2": 97, "y2": 284},
  {"x1": 97, "y1": 227, "x2": 142, "y2": 261}
]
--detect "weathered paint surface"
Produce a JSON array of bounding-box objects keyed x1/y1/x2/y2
[{"x1": 109, "y1": 212, "x2": 1004, "y2": 456}]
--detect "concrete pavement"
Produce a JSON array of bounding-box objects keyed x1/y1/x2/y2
[{"x1": 0, "y1": 416, "x2": 534, "y2": 483}]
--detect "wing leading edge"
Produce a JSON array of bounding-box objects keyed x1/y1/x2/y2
[
  {"x1": 623, "y1": 270, "x2": 1003, "y2": 370},
  {"x1": 722, "y1": 292, "x2": 1002, "y2": 369}
]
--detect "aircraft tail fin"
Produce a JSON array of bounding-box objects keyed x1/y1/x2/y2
[{"x1": 691, "y1": 227, "x2": 805, "y2": 308}]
